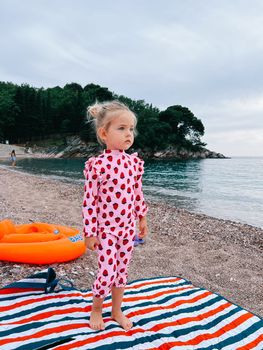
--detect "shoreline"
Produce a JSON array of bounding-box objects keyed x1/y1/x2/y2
[
  {"x1": 0, "y1": 166, "x2": 262, "y2": 317},
  {"x1": 1, "y1": 160, "x2": 262, "y2": 230}
]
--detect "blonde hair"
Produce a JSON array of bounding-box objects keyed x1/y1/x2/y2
[{"x1": 87, "y1": 100, "x2": 137, "y2": 145}]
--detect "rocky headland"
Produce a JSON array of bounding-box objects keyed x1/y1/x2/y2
[{"x1": 26, "y1": 136, "x2": 227, "y2": 160}]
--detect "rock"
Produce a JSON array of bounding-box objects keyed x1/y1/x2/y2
[{"x1": 10, "y1": 136, "x2": 227, "y2": 160}]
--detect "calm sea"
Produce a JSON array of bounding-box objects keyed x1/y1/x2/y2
[{"x1": 1, "y1": 157, "x2": 262, "y2": 228}]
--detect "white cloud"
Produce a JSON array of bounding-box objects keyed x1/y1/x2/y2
[
  {"x1": 203, "y1": 129, "x2": 263, "y2": 157},
  {"x1": 0, "y1": 0, "x2": 263, "y2": 155}
]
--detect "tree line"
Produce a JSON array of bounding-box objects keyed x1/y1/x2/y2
[{"x1": 0, "y1": 81, "x2": 206, "y2": 151}]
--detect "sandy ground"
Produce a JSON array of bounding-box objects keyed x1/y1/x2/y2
[{"x1": 0, "y1": 166, "x2": 262, "y2": 318}]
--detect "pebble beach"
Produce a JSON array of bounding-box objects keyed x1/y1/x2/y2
[{"x1": 0, "y1": 166, "x2": 262, "y2": 317}]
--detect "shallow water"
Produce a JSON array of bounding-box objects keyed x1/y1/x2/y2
[{"x1": 1, "y1": 156, "x2": 262, "y2": 228}]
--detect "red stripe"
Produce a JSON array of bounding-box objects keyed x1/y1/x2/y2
[
  {"x1": 0, "y1": 291, "x2": 92, "y2": 313},
  {"x1": 53, "y1": 293, "x2": 229, "y2": 349},
  {"x1": 0, "y1": 288, "x2": 43, "y2": 295},
  {"x1": 125, "y1": 277, "x2": 182, "y2": 290},
  {"x1": 53, "y1": 307, "x2": 253, "y2": 349},
  {"x1": 102, "y1": 286, "x2": 194, "y2": 309},
  {"x1": 0, "y1": 323, "x2": 88, "y2": 346},
  {"x1": 1, "y1": 289, "x2": 209, "y2": 328},
  {"x1": 1, "y1": 287, "x2": 200, "y2": 326},
  {"x1": 236, "y1": 333, "x2": 263, "y2": 350},
  {"x1": 147, "y1": 313, "x2": 254, "y2": 349},
  {"x1": 1, "y1": 306, "x2": 90, "y2": 326},
  {"x1": 127, "y1": 290, "x2": 212, "y2": 318}
]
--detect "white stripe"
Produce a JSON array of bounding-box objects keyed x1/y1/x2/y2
[
  {"x1": 0, "y1": 300, "x2": 89, "y2": 325},
  {"x1": 0, "y1": 293, "x2": 87, "y2": 318},
  {"x1": 8, "y1": 327, "x2": 90, "y2": 350},
  {"x1": 254, "y1": 339, "x2": 263, "y2": 350},
  {"x1": 219, "y1": 318, "x2": 263, "y2": 350},
  {"x1": 123, "y1": 285, "x2": 199, "y2": 304},
  {"x1": 1, "y1": 276, "x2": 262, "y2": 350},
  {"x1": 122, "y1": 287, "x2": 202, "y2": 309},
  {"x1": 51, "y1": 325, "x2": 146, "y2": 350},
  {"x1": 126, "y1": 289, "x2": 215, "y2": 320},
  {"x1": 0, "y1": 290, "x2": 43, "y2": 302},
  {"x1": 127, "y1": 276, "x2": 186, "y2": 288},
  {"x1": 125, "y1": 280, "x2": 191, "y2": 292},
  {"x1": 2, "y1": 320, "x2": 90, "y2": 349},
  {"x1": 126, "y1": 280, "x2": 190, "y2": 294},
  {"x1": 0, "y1": 289, "x2": 91, "y2": 305},
  {"x1": 14, "y1": 278, "x2": 47, "y2": 284},
  {"x1": 1, "y1": 289, "x2": 212, "y2": 330},
  {"x1": 1, "y1": 318, "x2": 90, "y2": 338},
  {"x1": 131, "y1": 300, "x2": 236, "y2": 333},
  {"x1": 175, "y1": 311, "x2": 256, "y2": 348},
  {"x1": 1, "y1": 288, "x2": 90, "y2": 308},
  {"x1": 60, "y1": 297, "x2": 232, "y2": 349}
]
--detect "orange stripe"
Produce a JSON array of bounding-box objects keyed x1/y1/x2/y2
[
  {"x1": 1, "y1": 287, "x2": 200, "y2": 326},
  {"x1": 0, "y1": 278, "x2": 181, "y2": 313},
  {"x1": 0, "y1": 291, "x2": 92, "y2": 313},
  {"x1": 124, "y1": 286, "x2": 193, "y2": 303},
  {"x1": 102, "y1": 286, "x2": 194, "y2": 309},
  {"x1": 133, "y1": 301, "x2": 232, "y2": 334},
  {"x1": 125, "y1": 277, "x2": 182, "y2": 290},
  {"x1": 0, "y1": 288, "x2": 43, "y2": 295},
  {"x1": 54, "y1": 292, "x2": 226, "y2": 348},
  {"x1": 53, "y1": 307, "x2": 253, "y2": 349},
  {"x1": 53, "y1": 330, "x2": 129, "y2": 350},
  {"x1": 1, "y1": 285, "x2": 191, "y2": 326},
  {"x1": 127, "y1": 290, "x2": 212, "y2": 318},
  {"x1": 0, "y1": 323, "x2": 88, "y2": 346},
  {"x1": 1, "y1": 306, "x2": 90, "y2": 326},
  {"x1": 236, "y1": 333, "x2": 263, "y2": 350},
  {"x1": 147, "y1": 313, "x2": 254, "y2": 349}
]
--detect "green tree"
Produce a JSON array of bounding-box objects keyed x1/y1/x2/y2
[
  {"x1": 159, "y1": 105, "x2": 206, "y2": 148},
  {"x1": 0, "y1": 82, "x2": 19, "y2": 142}
]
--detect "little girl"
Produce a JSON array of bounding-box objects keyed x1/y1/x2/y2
[{"x1": 82, "y1": 100, "x2": 148, "y2": 331}]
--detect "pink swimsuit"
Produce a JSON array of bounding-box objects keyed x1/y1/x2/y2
[{"x1": 82, "y1": 149, "x2": 148, "y2": 298}]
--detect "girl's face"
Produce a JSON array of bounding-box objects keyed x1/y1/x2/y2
[{"x1": 99, "y1": 111, "x2": 135, "y2": 150}]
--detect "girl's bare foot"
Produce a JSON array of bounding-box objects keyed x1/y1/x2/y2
[
  {"x1": 90, "y1": 311, "x2": 105, "y2": 330},
  {"x1": 112, "y1": 311, "x2": 133, "y2": 331}
]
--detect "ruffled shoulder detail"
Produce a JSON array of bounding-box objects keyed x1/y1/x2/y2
[
  {"x1": 84, "y1": 156, "x2": 100, "y2": 178},
  {"x1": 131, "y1": 153, "x2": 145, "y2": 175}
]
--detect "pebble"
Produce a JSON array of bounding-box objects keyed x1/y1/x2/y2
[{"x1": 0, "y1": 166, "x2": 262, "y2": 317}]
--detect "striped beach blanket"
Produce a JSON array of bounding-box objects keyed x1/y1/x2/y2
[{"x1": 0, "y1": 270, "x2": 262, "y2": 349}]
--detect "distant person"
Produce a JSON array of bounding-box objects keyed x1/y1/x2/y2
[
  {"x1": 83, "y1": 100, "x2": 148, "y2": 331},
  {"x1": 10, "y1": 150, "x2": 16, "y2": 166}
]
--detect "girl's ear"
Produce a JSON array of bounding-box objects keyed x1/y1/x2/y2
[{"x1": 98, "y1": 127, "x2": 107, "y2": 142}]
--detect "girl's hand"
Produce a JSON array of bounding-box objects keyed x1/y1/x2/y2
[
  {"x1": 85, "y1": 236, "x2": 100, "y2": 251},
  {"x1": 139, "y1": 216, "x2": 148, "y2": 238}
]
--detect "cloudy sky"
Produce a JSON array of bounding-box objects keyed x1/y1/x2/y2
[{"x1": 1, "y1": 0, "x2": 262, "y2": 156}]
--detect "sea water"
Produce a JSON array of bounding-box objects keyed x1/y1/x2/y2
[{"x1": 1, "y1": 156, "x2": 262, "y2": 228}]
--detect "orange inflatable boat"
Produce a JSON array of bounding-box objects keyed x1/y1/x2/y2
[{"x1": 0, "y1": 220, "x2": 86, "y2": 264}]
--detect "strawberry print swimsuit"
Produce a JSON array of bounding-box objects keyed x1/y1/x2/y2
[{"x1": 82, "y1": 149, "x2": 148, "y2": 298}]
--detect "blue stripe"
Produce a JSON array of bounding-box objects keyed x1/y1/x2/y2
[
  {"x1": 0, "y1": 293, "x2": 216, "y2": 338},
  {"x1": 1, "y1": 274, "x2": 262, "y2": 350},
  {"x1": 0, "y1": 291, "x2": 44, "y2": 302},
  {"x1": 91, "y1": 308, "x2": 253, "y2": 350},
  {"x1": 0, "y1": 298, "x2": 90, "y2": 323},
  {"x1": 123, "y1": 280, "x2": 192, "y2": 296},
  {"x1": 0, "y1": 316, "x2": 90, "y2": 338},
  {"x1": 2, "y1": 309, "x2": 259, "y2": 350},
  {"x1": 199, "y1": 319, "x2": 263, "y2": 350},
  {"x1": 127, "y1": 296, "x2": 232, "y2": 329},
  {"x1": 14, "y1": 336, "x2": 75, "y2": 350},
  {"x1": 2, "y1": 282, "x2": 48, "y2": 290},
  {"x1": 121, "y1": 287, "x2": 208, "y2": 313}
]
